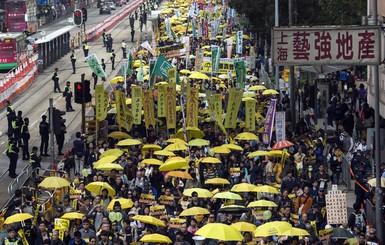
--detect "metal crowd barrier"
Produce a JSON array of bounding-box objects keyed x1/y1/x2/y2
[{"x1": 7, "y1": 164, "x2": 33, "y2": 198}]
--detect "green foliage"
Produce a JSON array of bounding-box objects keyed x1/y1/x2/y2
[{"x1": 318, "y1": 0, "x2": 366, "y2": 25}]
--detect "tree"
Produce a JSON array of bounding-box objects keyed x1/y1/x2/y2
[{"x1": 318, "y1": 0, "x2": 366, "y2": 25}]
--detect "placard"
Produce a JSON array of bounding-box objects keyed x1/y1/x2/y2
[{"x1": 325, "y1": 186, "x2": 347, "y2": 224}]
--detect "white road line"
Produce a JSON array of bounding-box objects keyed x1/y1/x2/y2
[{"x1": 30, "y1": 119, "x2": 39, "y2": 128}]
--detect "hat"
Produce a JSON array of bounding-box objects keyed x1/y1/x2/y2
[{"x1": 7, "y1": 227, "x2": 16, "y2": 232}]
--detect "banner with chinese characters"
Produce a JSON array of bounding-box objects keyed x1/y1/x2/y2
[
  {"x1": 186, "y1": 85, "x2": 199, "y2": 127},
  {"x1": 155, "y1": 43, "x2": 185, "y2": 58},
  {"x1": 262, "y1": 99, "x2": 277, "y2": 145},
  {"x1": 275, "y1": 111, "x2": 286, "y2": 142},
  {"x1": 245, "y1": 100, "x2": 256, "y2": 131},
  {"x1": 143, "y1": 88, "x2": 155, "y2": 128},
  {"x1": 168, "y1": 67, "x2": 177, "y2": 83},
  {"x1": 236, "y1": 31, "x2": 243, "y2": 54},
  {"x1": 95, "y1": 85, "x2": 108, "y2": 121},
  {"x1": 166, "y1": 83, "x2": 177, "y2": 129},
  {"x1": 157, "y1": 84, "x2": 167, "y2": 118},
  {"x1": 211, "y1": 45, "x2": 221, "y2": 74},
  {"x1": 224, "y1": 88, "x2": 243, "y2": 128},
  {"x1": 201, "y1": 57, "x2": 234, "y2": 74},
  {"x1": 114, "y1": 90, "x2": 133, "y2": 131},
  {"x1": 208, "y1": 93, "x2": 226, "y2": 135},
  {"x1": 226, "y1": 37, "x2": 233, "y2": 59},
  {"x1": 131, "y1": 86, "x2": 143, "y2": 125},
  {"x1": 233, "y1": 58, "x2": 246, "y2": 89},
  {"x1": 54, "y1": 218, "x2": 70, "y2": 230},
  {"x1": 85, "y1": 54, "x2": 107, "y2": 79},
  {"x1": 195, "y1": 48, "x2": 204, "y2": 71},
  {"x1": 272, "y1": 26, "x2": 381, "y2": 65}
]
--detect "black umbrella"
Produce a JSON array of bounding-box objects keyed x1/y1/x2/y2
[{"x1": 332, "y1": 228, "x2": 354, "y2": 239}]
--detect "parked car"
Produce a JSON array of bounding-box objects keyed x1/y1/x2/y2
[
  {"x1": 106, "y1": 2, "x2": 116, "y2": 10},
  {"x1": 100, "y1": 4, "x2": 111, "y2": 14}
]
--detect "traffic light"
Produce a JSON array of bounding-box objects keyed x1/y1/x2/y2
[
  {"x1": 81, "y1": 8, "x2": 87, "y2": 22},
  {"x1": 74, "y1": 82, "x2": 83, "y2": 104},
  {"x1": 73, "y1": 9, "x2": 83, "y2": 26},
  {"x1": 49, "y1": 108, "x2": 66, "y2": 135},
  {"x1": 84, "y1": 79, "x2": 92, "y2": 103}
]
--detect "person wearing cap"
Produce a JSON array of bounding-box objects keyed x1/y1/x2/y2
[
  {"x1": 2, "y1": 227, "x2": 21, "y2": 245},
  {"x1": 79, "y1": 219, "x2": 96, "y2": 240},
  {"x1": 52, "y1": 68, "x2": 61, "y2": 93},
  {"x1": 69, "y1": 231, "x2": 86, "y2": 245}
]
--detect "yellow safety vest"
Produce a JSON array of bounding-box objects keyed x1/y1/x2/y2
[
  {"x1": 7, "y1": 143, "x2": 16, "y2": 154},
  {"x1": 71, "y1": 53, "x2": 76, "y2": 60},
  {"x1": 4, "y1": 238, "x2": 19, "y2": 244},
  {"x1": 84, "y1": 44, "x2": 89, "y2": 50},
  {"x1": 7, "y1": 106, "x2": 14, "y2": 115}
]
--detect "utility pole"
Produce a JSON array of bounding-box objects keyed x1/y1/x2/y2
[
  {"x1": 370, "y1": 0, "x2": 384, "y2": 241},
  {"x1": 288, "y1": 0, "x2": 296, "y2": 131},
  {"x1": 274, "y1": 0, "x2": 280, "y2": 92},
  {"x1": 49, "y1": 98, "x2": 55, "y2": 164},
  {"x1": 81, "y1": 74, "x2": 86, "y2": 133}
]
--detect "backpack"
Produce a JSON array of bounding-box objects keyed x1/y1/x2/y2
[{"x1": 354, "y1": 212, "x2": 365, "y2": 230}]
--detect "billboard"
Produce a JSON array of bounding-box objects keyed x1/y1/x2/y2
[{"x1": 272, "y1": 26, "x2": 381, "y2": 65}]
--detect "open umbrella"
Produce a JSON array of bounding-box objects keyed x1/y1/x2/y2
[
  {"x1": 175, "y1": 127, "x2": 205, "y2": 140},
  {"x1": 166, "y1": 138, "x2": 188, "y2": 144},
  {"x1": 183, "y1": 188, "x2": 213, "y2": 198},
  {"x1": 254, "y1": 185, "x2": 279, "y2": 194},
  {"x1": 110, "y1": 76, "x2": 124, "y2": 84},
  {"x1": 262, "y1": 89, "x2": 279, "y2": 95},
  {"x1": 201, "y1": 157, "x2": 222, "y2": 164},
  {"x1": 189, "y1": 71, "x2": 209, "y2": 80},
  {"x1": 85, "y1": 182, "x2": 116, "y2": 196},
  {"x1": 100, "y1": 149, "x2": 124, "y2": 158},
  {"x1": 107, "y1": 131, "x2": 130, "y2": 139},
  {"x1": 117, "y1": 139, "x2": 142, "y2": 146},
  {"x1": 231, "y1": 222, "x2": 257, "y2": 232},
  {"x1": 247, "y1": 200, "x2": 278, "y2": 208},
  {"x1": 153, "y1": 150, "x2": 176, "y2": 157},
  {"x1": 179, "y1": 69, "x2": 191, "y2": 74},
  {"x1": 38, "y1": 177, "x2": 71, "y2": 189},
  {"x1": 61, "y1": 212, "x2": 85, "y2": 220},
  {"x1": 272, "y1": 140, "x2": 294, "y2": 150},
  {"x1": 187, "y1": 139, "x2": 210, "y2": 147},
  {"x1": 159, "y1": 157, "x2": 188, "y2": 171},
  {"x1": 196, "y1": 223, "x2": 244, "y2": 241},
  {"x1": 332, "y1": 228, "x2": 354, "y2": 239},
  {"x1": 94, "y1": 155, "x2": 118, "y2": 168},
  {"x1": 231, "y1": 183, "x2": 258, "y2": 192},
  {"x1": 140, "y1": 234, "x2": 172, "y2": 243},
  {"x1": 268, "y1": 150, "x2": 290, "y2": 157},
  {"x1": 254, "y1": 221, "x2": 292, "y2": 237},
  {"x1": 133, "y1": 215, "x2": 166, "y2": 227},
  {"x1": 141, "y1": 158, "x2": 163, "y2": 166},
  {"x1": 249, "y1": 85, "x2": 267, "y2": 91},
  {"x1": 282, "y1": 227, "x2": 310, "y2": 236},
  {"x1": 212, "y1": 146, "x2": 231, "y2": 154},
  {"x1": 367, "y1": 178, "x2": 385, "y2": 188},
  {"x1": 179, "y1": 207, "x2": 210, "y2": 216},
  {"x1": 166, "y1": 171, "x2": 193, "y2": 180},
  {"x1": 205, "y1": 178, "x2": 230, "y2": 185},
  {"x1": 248, "y1": 150, "x2": 270, "y2": 158},
  {"x1": 107, "y1": 198, "x2": 134, "y2": 211},
  {"x1": 141, "y1": 144, "x2": 162, "y2": 151},
  {"x1": 164, "y1": 143, "x2": 189, "y2": 151},
  {"x1": 94, "y1": 163, "x2": 123, "y2": 171},
  {"x1": 213, "y1": 191, "x2": 242, "y2": 200},
  {"x1": 4, "y1": 213, "x2": 33, "y2": 224},
  {"x1": 222, "y1": 144, "x2": 243, "y2": 151},
  {"x1": 235, "y1": 132, "x2": 259, "y2": 141}
]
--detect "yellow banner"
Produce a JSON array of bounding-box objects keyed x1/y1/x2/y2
[
  {"x1": 201, "y1": 57, "x2": 235, "y2": 74},
  {"x1": 186, "y1": 85, "x2": 199, "y2": 128},
  {"x1": 114, "y1": 90, "x2": 133, "y2": 131},
  {"x1": 95, "y1": 85, "x2": 108, "y2": 121},
  {"x1": 143, "y1": 88, "x2": 155, "y2": 128},
  {"x1": 58, "y1": 229, "x2": 64, "y2": 241},
  {"x1": 131, "y1": 86, "x2": 143, "y2": 125},
  {"x1": 18, "y1": 229, "x2": 29, "y2": 245},
  {"x1": 54, "y1": 218, "x2": 70, "y2": 230},
  {"x1": 245, "y1": 100, "x2": 256, "y2": 131},
  {"x1": 208, "y1": 94, "x2": 226, "y2": 135},
  {"x1": 224, "y1": 88, "x2": 243, "y2": 128},
  {"x1": 166, "y1": 83, "x2": 177, "y2": 129},
  {"x1": 168, "y1": 67, "x2": 177, "y2": 83},
  {"x1": 157, "y1": 85, "x2": 167, "y2": 118},
  {"x1": 33, "y1": 204, "x2": 40, "y2": 226}
]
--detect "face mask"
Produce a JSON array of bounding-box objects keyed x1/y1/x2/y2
[{"x1": 309, "y1": 168, "x2": 313, "y2": 171}]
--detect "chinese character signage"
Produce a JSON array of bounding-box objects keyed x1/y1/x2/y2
[
  {"x1": 86, "y1": 54, "x2": 107, "y2": 79},
  {"x1": 95, "y1": 85, "x2": 108, "y2": 121},
  {"x1": 155, "y1": 43, "x2": 185, "y2": 58},
  {"x1": 166, "y1": 83, "x2": 177, "y2": 129},
  {"x1": 236, "y1": 31, "x2": 243, "y2": 54},
  {"x1": 143, "y1": 88, "x2": 155, "y2": 128},
  {"x1": 168, "y1": 67, "x2": 177, "y2": 83},
  {"x1": 195, "y1": 48, "x2": 204, "y2": 72},
  {"x1": 211, "y1": 45, "x2": 221, "y2": 74},
  {"x1": 245, "y1": 100, "x2": 256, "y2": 131},
  {"x1": 326, "y1": 186, "x2": 347, "y2": 224},
  {"x1": 186, "y1": 85, "x2": 199, "y2": 128},
  {"x1": 131, "y1": 86, "x2": 143, "y2": 125},
  {"x1": 262, "y1": 99, "x2": 277, "y2": 145},
  {"x1": 201, "y1": 57, "x2": 235, "y2": 74},
  {"x1": 114, "y1": 90, "x2": 133, "y2": 132},
  {"x1": 233, "y1": 58, "x2": 246, "y2": 89},
  {"x1": 272, "y1": 26, "x2": 381, "y2": 65},
  {"x1": 224, "y1": 88, "x2": 243, "y2": 129},
  {"x1": 275, "y1": 111, "x2": 286, "y2": 142},
  {"x1": 157, "y1": 85, "x2": 167, "y2": 118}
]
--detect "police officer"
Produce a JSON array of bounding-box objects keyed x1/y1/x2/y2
[
  {"x1": 101, "y1": 59, "x2": 106, "y2": 82},
  {"x1": 30, "y1": 146, "x2": 42, "y2": 179},
  {"x1": 121, "y1": 40, "x2": 127, "y2": 58},
  {"x1": 70, "y1": 50, "x2": 76, "y2": 74},
  {"x1": 14, "y1": 111, "x2": 23, "y2": 147},
  {"x1": 82, "y1": 41, "x2": 89, "y2": 60},
  {"x1": 39, "y1": 115, "x2": 49, "y2": 157},
  {"x1": 92, "y1": 72, "x2": 98, "y2": 89},
  {"x1": 21, "y1": 117, "x2": 30, "y2": 160},
  {"x1": 110, "y1": 49, "x2": 116, "y2": 70},
  {"x1": 52, "y1": 68, "x2": 61, "y2": 93},
  {"x1": 55, "y1": 118, "x2": 66, "y2": 155},
  {"x1": 131, "y1": 28, "x2": 135, "y2": 42},
  {"x1": 102, "y1": 29, "x2": 106, "y2": 47},
  {"x1": 64, "y1": 81, "x2": 74, "y2": 112},
  {"x1": 129, "y1": 15, "x2": 135, "y2": 29},
  {"x1": 2, "y1": 227, "x2": 21, "y2": 245},
  {"x1": 6, "y1": 100, "x2": 16, "y2": 135},
  {"x1": 6, "y1": 137, "x2": 19, "y2": 178},
  {"x1": 106, "y1": 34, "x2": 113, "y2": 53}
]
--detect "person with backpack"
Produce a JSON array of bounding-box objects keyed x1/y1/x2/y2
[
  {"x1": 73, "y1": 132, "x2": 85, "y2": 176},
  {"x1": 348, "y1": 203, "x2": 366, "y2": 234}
]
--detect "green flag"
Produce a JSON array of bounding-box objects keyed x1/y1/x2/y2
[
  {"x1": 85, "y1": 53, "x2": 107, "y2": 79},
  {"x1": 137, "y1": 57, "x2": 144, "y2": 82},
  {"x1": 150, "y1": 55, "x2": 173, "y2": 80},
  {"x1": 127, "y1": 51, "x2": 133, "y2": 75},
  {"x1": 211, "y1": 46, "x2": 221, "y2": 74},
  {"x1": 234, "y1": 58, "x2": 246, "y2": 89}
]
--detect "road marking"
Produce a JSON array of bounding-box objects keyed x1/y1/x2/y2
[{"x1": 30, "y1": 119, "x2": 39, "y2": 128}]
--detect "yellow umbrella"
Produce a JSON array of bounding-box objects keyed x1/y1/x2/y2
[
  {"x1": 95, "y1": 163, "x2": 123, "y2": 171},
  {"x1": 153, "y1": 150, "x2": 176, "y2": 157},
  {"x1": 143, "y1": 74, "x2": 149, "y2": 80},
  {"x1": 212, "y1": 146, "x2": 231, "y2": 154},
  {"x1": 180, "y1": 207, "x2": 210, "y2": 216},
  {"x1": 133, "y1": 215, "x2": 166, "y2": 227},
  {"x1": 142, "y1": 144, "x2": 162, "y2": 151},
  {"x1": 201, "y1": 45, "x2": 211, "y2": 49},
  {"x1": 254, "y1": 185, "x2": 279, "y2": 194},
  {"x1": 222, "y1": 143, "x2": 243, "y2": 151},
  {"x1": 196, "y1": 223, "x2": 244, "y2": 241},
  {"x1": 235, "y1": 132, "x2": 259, "y2": 141},
  {"x1": 205, "y1": 178, "x2": 230, "y2": 185},
  {"x1": 107, "y1": 198, "x2": 134, "y2": 211},
  {"x1": 117, "y1": 139, "x2": 142, "y2": 146},
  {"x1": 201, "y1": 157, "x2": 222, "y2": 164},
  {"x1": 247, "y1": 200, "x2": 278, "y2": 208},
  {"x1": 282, "y1": 227, "x2": 310, "y2": 236},
  {"x1": 164, "y1": 143, "x2": 189, "y2": 151},
  {"x1": 94, "y1": 155, "x2": 118, "y2": 168},
  {"x1": 213, "y1": 191, "x2": 242, "y2": 200},
  {"x1": 231, "y1": 222, "x2": 257, "y2": 232},
  {"x1": 183, "y1": 188, "x2": 213, "y2": 198},
  {"x1": 137, "y1": 50, "x2": 148, "y2": 55},
  {"x1": 140, "y1": 234, "x2": 171, "y2": 243},
  {"x1": 189, "y1": 71, "x2": 209, "y2": 80},
  {"x1": 262, "y1": 89, "x2": 280, "y2": 95},
  {"x1": 61, "y1": 212, "x2": 84, "y2": 220},
  {"x1": 218, "y1": 74, "x2": 230, "y2": 79},
  {"x1": 175, "y1": 127, "x2": 205, "y2": 140},
  {"x1": 38, "y1": 176, "x2": 71, "y2": 189},
  {"x1": 249, "y1": 85, "x2": 267, "y2": 91},
  {"x1": 231, "y1": 183, "x2": 258, "y2": 193},
  {"x1": 243, "y1": 91, "x2": 256, "y2": 98},
  {"x1": 254, "y1": 221, "x2": 292, "y2": 237},
  {"x1": 166, "y1": 171, "x2": 193, "y2": 180},
  {"x1": 110, "y1": 76, "x2": 124, "y2": 84},
  {"x1": 107, "y1": 131, "x2": 131, "y2": 139},
  {"x1": 167, "y1": 138, "x2": 188, "y2": 145},
  {"x1": 159, "y1": 156, "x2": 188, "y2": 171},
  {"x1": 268, "y1": 150, "x2": 290, "y2": 157},
  {"x1": 4, "y1": 213, "x2": 33, "y2": 224},
  {"x1": 187, "y1": 139, "x2": 210, "y2": 147},
  {"x1": 243, "y1": 34, "x2": 250, "y2": 40},
  {"x1": 125, "y1": 98, "x2": 132, "y2": 105},
  {"x1": 367, "y1": 178, "x2": 385, "y2": 188},
  {"x1": 248, "y1": 150, "x2": 270, "y2": 158},
  {"x1": 141, "y1": 158, "x2": 163, "y2": 165},
  {"x1": 85, "y1": 182, "x2": 116, "y2": 196},
  {"x1": 100, "y1": 149, "x2": 124, "y2": 158},
  {"x1": 179, "y1": 69, "x2": 191, "y2": 74}
]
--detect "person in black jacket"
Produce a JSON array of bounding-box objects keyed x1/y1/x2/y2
[
  {"x1": 6, "y1": 137, "x2": 19, "y2": 178},
  {"x1": 21, "y1": 117, "x2": 30, "y2": 160},
  {"x1": 39, "y1": 115, "x2": 49, "y2": 157}
]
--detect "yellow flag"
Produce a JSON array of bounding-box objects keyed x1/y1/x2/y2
[
  {"x1": 58, "y1": 229, "x2": 65, "y2": 241},
  {"x1": 166, "y1": 83, "x2": 177, "y2": 129},
  {"x1": 168, "y1": 67, "x2": 177, "y2": 83},
  {"x1": 18, "y1": 229, "x2": 29, "y2": 245},
  {"x1": 157, "y1": 84, "x2": 167, "y2": 118},
  {"x1": 208, "y1": 94, "x2": 227, "y2": 135},
  {"x1": 186, "y1": 85, "x2": 199, "y2": 128},
  {"x1": 224, "y1": 88, "x2": 243, "y2": 128},
  {"x1": 131, "y1": 86, "x2": 143, "y2": 125},
  {"x1": 245, "y1": 100, "x2": 256, "y2": 131},
  {"x1": 54, "y1": 218, "x2": 70, "y2": 230},
  {"x1": 114, "y1": 90, "x2": 133, "y2": 131},
  {"x1": 143, "y1": 88, "x2": 155, "y2": 128},
  {"x1": 95, "y1": 85, "x2": 108, "y2": 121}
]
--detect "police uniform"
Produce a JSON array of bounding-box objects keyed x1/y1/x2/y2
[
  {"x1": 52, "y1": 70, "x2": 61, "y2": 93},
  {"x1": 30, "y1": 151, "x2": 42, "y2": 179},
  {"x1": 64, "y1": 84, "x2": 74, "y2": 112},
  {"x1": 70, "y1": 51, "x2": 76, "y2": 74},
  {"x1": 121, "y1": 41, "x2": 127, "y2": 58},
  {"x1": 21, "y1": 119, "x2": 30, "y2": 160},
  {"x1": 6, "y1": 102, "x2": 15, "y2": 135},
  {"x1": 83, "y1": 42, "x2": 89, "y2": 59},
  {"x1": 110, "y1": 51, "x2": 116, "y2": 70},
  {"x1": 2, "y1": 231, "x2": 20, "y2": 245},
  {"x1": 6, "y1": 138, "x2": 19, "y2": 178}
]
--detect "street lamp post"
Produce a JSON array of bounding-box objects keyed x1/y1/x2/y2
[
  {"x1": 275, "y1": 0, "x2": 280, "y2": 92},
  {"x1": 288, "y1": 0, "x2": 296, "y2": 131}
]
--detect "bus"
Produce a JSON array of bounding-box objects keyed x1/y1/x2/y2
[{"x1": 0, "y1": 32, "x2": 28, "y2": 71}]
